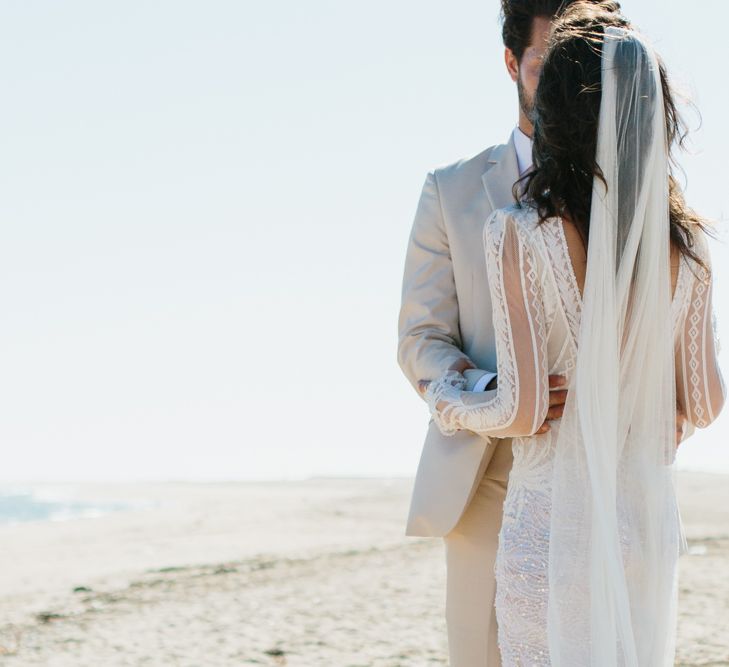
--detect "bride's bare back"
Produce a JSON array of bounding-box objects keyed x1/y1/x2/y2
[{"x1": 560, "y1": 215, "x2": 682, "y2": 299}]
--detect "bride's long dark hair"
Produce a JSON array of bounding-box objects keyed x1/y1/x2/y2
[{"x1": 517, "y1": 0, "x2": 710, "y2": 271}]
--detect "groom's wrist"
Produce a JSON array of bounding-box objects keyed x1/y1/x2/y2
[{"x1": 469, "y1": 370, "x2": 498, "y2": 392}]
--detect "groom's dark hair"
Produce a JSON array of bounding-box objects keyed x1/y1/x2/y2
[{"x1": 500, "y1": 0, "x2": 622, "y2": 62}]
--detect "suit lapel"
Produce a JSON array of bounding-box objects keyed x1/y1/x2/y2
[{"x1": 481, "y1": 132, "x2": 520, "y2": 211}]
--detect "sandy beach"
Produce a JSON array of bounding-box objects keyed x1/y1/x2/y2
[{"x1": 0, "y1": 472, "x2": 727, "y2": 666}]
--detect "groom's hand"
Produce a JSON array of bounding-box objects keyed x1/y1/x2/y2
[
  {"x1": 417, "y1": 358, "x2": 476, "y2": 398},
  {"x1": 447, "y1": 359, "x2": 477, "y2": 374},
  {"x1": 535, "y1": 375, "x2": 568, "y2": 435}
]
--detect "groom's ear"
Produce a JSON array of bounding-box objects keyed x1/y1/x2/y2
[{"x1": 505, "y1": 47, "x2": 519, "y2": 83}]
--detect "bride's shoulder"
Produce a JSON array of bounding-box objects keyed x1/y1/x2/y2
[
  {"x1": 484, "y1": 203, "x2": 541, "y2": 240},
  {"x1": 689, "y1": 224, "x2": 712, "y2": 260}
]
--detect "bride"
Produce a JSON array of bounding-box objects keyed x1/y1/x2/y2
[{"x1": 421, "y1": 3, "x2": 726, "y2": 665}]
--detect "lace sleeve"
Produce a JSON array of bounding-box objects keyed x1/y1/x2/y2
[
  {"x1": 675, "y1": 230, "x2": 726, "y2": 428},
  {"x1": 424, "y1": 209, "x2": 550, "y2": 437}
]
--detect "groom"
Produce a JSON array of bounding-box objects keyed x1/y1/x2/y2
[{"x1": 397, "y1": 1, "x2": 625, "y2": 665}]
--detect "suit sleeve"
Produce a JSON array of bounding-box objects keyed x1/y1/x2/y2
[{"x1": 397, "y1": 170, "x2": 477, "y2": 397}]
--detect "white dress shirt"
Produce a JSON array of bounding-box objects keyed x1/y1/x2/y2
[
  {"x1": 471, "y1": 127, "x2": 533, "y2": 393},
  {"x1": 513, "y1": 125, "x2": 533, "y2": 176}
]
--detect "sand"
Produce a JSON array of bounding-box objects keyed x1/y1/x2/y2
[{"x1": 0, "y1": 473, "x2": 726, "y2": 666}]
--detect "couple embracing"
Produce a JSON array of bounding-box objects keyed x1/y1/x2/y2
[{"x1": 397, "y1": 1, "x2": 726, "y2": 665}]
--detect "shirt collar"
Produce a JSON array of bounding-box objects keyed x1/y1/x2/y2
[{"x1": 512, "y1": 126, "x2": 533, "y2": 176}]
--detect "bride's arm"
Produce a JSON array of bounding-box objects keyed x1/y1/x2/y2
[
  {"x1": 424, "y1": 209, "x2": 550, "y2": 438},
  {"x1": 675, "y1": 230, "x2": 726, "y2": 428}
]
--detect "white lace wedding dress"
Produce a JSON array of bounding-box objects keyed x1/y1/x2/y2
[{"x1": 426, "y1": 203, "x2": 725, "y2": 665}]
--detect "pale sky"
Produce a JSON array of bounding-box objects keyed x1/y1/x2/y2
[{"x1": 0, "y1": 0, "x2": 726, "y2": 482}]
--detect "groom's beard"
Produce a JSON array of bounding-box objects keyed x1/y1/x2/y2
[{"x1": 517, "y1": 75, "x2": 537, "y2": 126}]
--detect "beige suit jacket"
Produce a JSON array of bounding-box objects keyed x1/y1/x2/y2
[{"x1": 398, "y1": 132, "x2": 520, "y2": 537}]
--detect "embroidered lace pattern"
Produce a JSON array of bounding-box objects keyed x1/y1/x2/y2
[
  {"x1": 423, "y1": 206, "x2": 725, "y2": 665},
  {"x1": 675, "y1": 231, "x2": 726, "y2": 428},
  {"x1": 424, "y1": 206, "x2": 550, "y2": 439}
]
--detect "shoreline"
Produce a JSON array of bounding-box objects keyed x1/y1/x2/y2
[{"x1": 0, "y1": 472, "x2": 726, "y2": 665}]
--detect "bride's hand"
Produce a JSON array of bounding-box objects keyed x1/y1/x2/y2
[
  {"x1": 419, "y1": 357, "x2": 475, "y2": 407},
  {"x1": 417, "y1": 380, "x2": 449, "y2": 412},
  {"x1": 417, "y1": 383, "x2": 447, "y2": 412}
]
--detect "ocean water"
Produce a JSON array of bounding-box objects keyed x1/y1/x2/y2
[{"x1": 0, "y1": 486, "x2": 151, "y2": 526}]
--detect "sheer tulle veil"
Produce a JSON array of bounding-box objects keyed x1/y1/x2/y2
[{"x1": 546, "y1": 26, "x2": 686, "y2": 666}]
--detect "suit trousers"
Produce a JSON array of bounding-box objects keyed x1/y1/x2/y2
[{"x1": 442, "y1": 437, "x2": 513, "y2": 666}]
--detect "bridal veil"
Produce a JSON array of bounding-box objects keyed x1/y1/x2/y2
[{"x1": 546, "y1": 26, "x2": 684, "y2": 666}]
